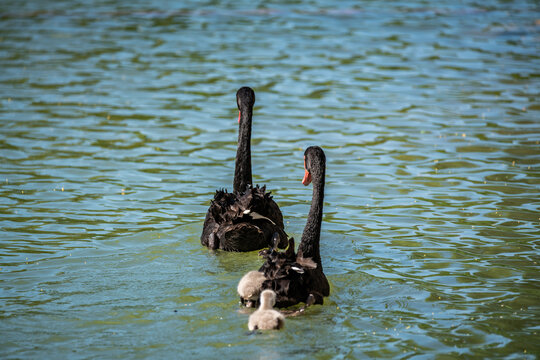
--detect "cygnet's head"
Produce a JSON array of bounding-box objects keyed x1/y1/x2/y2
[{"x1": 259, "y1": 289, "x2": 277, "y2": 309}]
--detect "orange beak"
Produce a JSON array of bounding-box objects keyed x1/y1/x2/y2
[
  {"x1": 302, "y1": 157, "x2": 312, "y2": 186},
  {"x1": 238, "y1": 111, "x2": 241, "y2": 124}
]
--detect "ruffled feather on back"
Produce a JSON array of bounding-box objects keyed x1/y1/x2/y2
[
  {"x1": 201, "y1": 185, "x2": 288, "y2": 252},
  {"x1": 257, "y1": 237, "x2": 327, "y2": 308}
]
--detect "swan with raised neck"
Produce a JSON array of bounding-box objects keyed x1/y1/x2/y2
[
  {"x1": 200, "y1": 87, "x2": 287, "y2": 251},
  {"x1": 254, "y1": 146, "x2": 330, "y2": 308}
]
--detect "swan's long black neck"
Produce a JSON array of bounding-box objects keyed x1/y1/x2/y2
[
  {"x1": 233, "y1": 108, "x2": 252, "y2": 194},
  {"x1": 298, "y1": 164, "x2": 325, "y2": 265}
]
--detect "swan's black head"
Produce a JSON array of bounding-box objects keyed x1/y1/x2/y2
[
  {"x1": 236, "y1": 87, "x2": 255, "y2": 110},
  {"x1": 302, "y1": 146, "x2": 326, "y2": 186}
]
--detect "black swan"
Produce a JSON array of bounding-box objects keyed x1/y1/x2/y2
[
  {"x1": 248, "y1": 290, "x2": 285, "y2": 331},
  {"x1": 239, "y1": 146, "x2": 330, "y2": 308},
  {"x1": 200, "y1": 87, "x2": 288, "y2": 251}
]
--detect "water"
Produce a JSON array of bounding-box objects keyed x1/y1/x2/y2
[{"x1": 1, "y1": 0, "x2": 539, "y2": 358}]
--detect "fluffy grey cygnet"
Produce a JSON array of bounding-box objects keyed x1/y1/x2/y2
[
  {"x1": 248, "y1": 290, "x2": 285, "y2": 331},
  {"x1": 237, "y1": 271, "x2": 265, "y2": 307}
]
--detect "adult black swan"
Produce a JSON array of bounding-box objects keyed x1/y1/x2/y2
[
  {"x1": 239, "y1": 146, "x2": 330, "y2": 307},
  {"x1": 200, "y1": 87, "x2": 288, "y2": 252}
]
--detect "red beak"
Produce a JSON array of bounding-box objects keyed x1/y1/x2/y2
[
  {"x1": 302, "y1": 169, "x2": 312, "y2": 186},
  {"x1": 238, "y1": 111, "x2": 241, "y2": 124},
  {"x1": 302, "y1": 157, "x2": 311, "y2": 185}
]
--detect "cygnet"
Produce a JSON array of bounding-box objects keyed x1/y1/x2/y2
[
  {"x1": 248, "y1": 290, "x2": 285, "y2": 330},
  {"x1": 237, "y1": 270, "x2": 266, "y2": 307}
]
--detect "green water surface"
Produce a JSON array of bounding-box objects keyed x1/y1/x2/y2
[{"x1": 1, "y1": 0, "x2": 539, "y2": 359}]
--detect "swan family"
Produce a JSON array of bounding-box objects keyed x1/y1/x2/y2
[{"x1": 200, "y1": 87, "x2": 329, "y2": 331}]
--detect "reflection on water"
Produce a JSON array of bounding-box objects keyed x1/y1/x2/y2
[{"x1": 1, "y1": 0, "x2": 539, "y2": 358}]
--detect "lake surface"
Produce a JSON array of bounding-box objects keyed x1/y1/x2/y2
[{"x1": 1, "y1": 0, "x2": 539, "y2": 358}]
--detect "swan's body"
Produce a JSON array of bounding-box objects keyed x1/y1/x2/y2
[
  {"x1": 200, "y1": 87, "x2": 287, "y2": 251},
  {"x1": 248, "y1": 290, "x2": 285, "y2": 331},
  {"x1": 239, "y1": 146, "x2": 330, "y2": 308}
]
